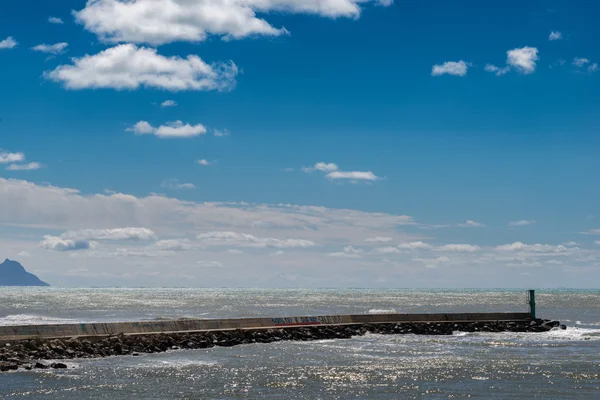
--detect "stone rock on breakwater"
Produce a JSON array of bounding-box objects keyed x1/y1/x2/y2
[{"x1": 0, "y1": 319, "x2": 562, "y2": 372}]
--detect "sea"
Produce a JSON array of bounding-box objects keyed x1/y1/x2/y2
[{"x1": 0, "y1": 288, "x2": 599, "y2": 399}]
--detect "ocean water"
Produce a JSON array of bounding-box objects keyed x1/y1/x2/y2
[{"x1": 1, "y1": 288, "x2": 599, "y2": 399}]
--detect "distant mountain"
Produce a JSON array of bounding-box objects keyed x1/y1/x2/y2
[{"x1": 0, "y1": 259, "x2": 49, "y2": 286}]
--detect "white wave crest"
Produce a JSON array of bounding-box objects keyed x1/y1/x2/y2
[{"x1": 0, "y1": 314, "x2": 78, "y2": 326}]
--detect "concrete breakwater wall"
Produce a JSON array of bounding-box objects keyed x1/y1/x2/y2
[
  {"x1": 0, "y1": 317, "x2": 563, "y2": 372},
  {"x1": 0, "y1": 312, "x2": 532, "y2": 342}
]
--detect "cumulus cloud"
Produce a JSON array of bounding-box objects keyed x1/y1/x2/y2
[
  {"x1": 431, "y1": 60, "x2": 469, "y2": 77},
  {"x1": 589, "y1": 63, "x2": 599, "y2": 73},
  {"x1": 74, "y1": 0, "x2": 392, "y2": 46},
  {"x1": 0, "y1": 151, "x2": 25, "y2": 164},
  {"x1": 45, "y1": 44, "x2": 238, "y2": 91},
  {"x1": 486, "y1": 47, "x2": 539, "y2": 75},
  {"x1": 6, "y1": 162, "x2": 44, "y2": 171},
  {"x1": 32, "y1": 42, "x2": 69, "y2": 55},
  {"x1": 548, "y1": 31, "x2": 562, "y2": 40},
  {"x1": 303, "y1": 162, "x2": 381, "y2": 182},
  {"x1": 49, "y1": 17, "x2": 64, "y2": 24},
  {"x1": 508, "y1": 220, "x2": 536, "y2": 227},
  {"x1": 127, "y1": 120, "x2": 207, "y2": 138},
  {"x1": 160, "y1": 100, "x2": 177, "y2": 107},
  {"x1": 40, "y1": 236, "x2": 95, "y2": 252},
  {"x1": 197, "y1": 159, "x2": 212, "y2": 166},
  {"x1": 161, "y1": 179, "x2": 196, "y2": 190},
  {"x1": 458, "y1": 220, "x2": 485, "y2": 228},
  {"x1": 0, "y1": 37, "x2": 17, "y2": 49},
  {"x1": 507, "y1": 46, "x2": 539, "y2": 74},
  {"x1": 196, "y1": 231, "x2": 316, "y2": 248}
]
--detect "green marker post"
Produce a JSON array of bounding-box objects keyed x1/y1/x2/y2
[{"x1": 528, "y1": 289, "x2": 536, "y2": 320}]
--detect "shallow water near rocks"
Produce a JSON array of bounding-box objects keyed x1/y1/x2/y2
[{"x1": 1, "y1": 288, "x2": 599, "y2": 399}]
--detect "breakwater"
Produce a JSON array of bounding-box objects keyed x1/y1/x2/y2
[{"x1": 0, "y1": 312, "x2": 563, "y2": 372}]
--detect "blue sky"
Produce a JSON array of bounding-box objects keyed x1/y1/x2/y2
[{"x1": 0, "y1": 0, "x2": 599, "y2": 287}]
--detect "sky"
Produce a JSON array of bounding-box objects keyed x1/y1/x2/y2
[{"x1": 0, "y1": 0, "x2": 599, "y2": 288}]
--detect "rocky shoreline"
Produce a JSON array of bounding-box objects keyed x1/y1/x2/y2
[{"x1": 1, "y1": 319, "x2": 563, "y2": 372}]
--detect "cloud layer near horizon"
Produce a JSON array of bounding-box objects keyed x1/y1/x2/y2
[{"x1": 0, "y1": 177, "x2": 598, "y2": 288}]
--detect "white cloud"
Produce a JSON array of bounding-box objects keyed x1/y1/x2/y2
[
  {"x1": 128, "y1": 120, "x2": 207, "y2": 138},
  {"x1": 32, "y1": 42, "x2": 69, "y2": 55},
  {"x1": 213, "y1": 129, "x2": 230, "y2": 137},
  {"x1": 302, "y1": 161, "x2": 381, "y2": 182},
  {"x1": 60, "y1": 227, "x2": 156, "y2": 241},
  {"x1": 458, "y1": 220, "x2": 485, "y2": 228},
  {"x1": 45, "y1": 44, "x2": 238, "y2": 91},
  {"x1": 6, "y1": 162, "x2": 44, "y2": 171},
  {"x1": 152, "y1": 239, "x2": 194, "y2": 251},
  {"x1": 431, "y1": 60, "x2": 469, "y2": 77},
  {"x1": 327, "y1": 171, "x2": 380, "y2": 181},
  {"x1": 365, "y1": 236, "x2": 392, "y2": 243},
  {"x1": 17, "y1": 251, "x2": 32, "y2": 257},
  {"x1": 329, "y1": 245, "x2": 363, "y2": 258},
  {"x1": 0, "y1": 178, "x2": 414, "y2": 237},
  {"x1": 160, "y1": 100, "x2": 177, "y2": 107},
  {"x1": 375, "y1": 246, "x2": 400, "y2": 254},
  {"x1": 507, "y1": 46, "x2": 539, "y2": 74},
  {"x1": 49, "y1": 17, "x2": 64, "y2": 24},
  {"x1": 508, "y1": 220, "x2": 536, "y2": 227},
  {"x1": 0, "y1": 151, "x2": 25, "y2": 164},
  {"x1": 161, "y1": 179, "x2": 195, "y2": 190},
  {"x1": 572, "y1": 57, "x2": 590, "y2": 67},
  {"x1": 398, "y1": 241, "x2": 432, "y2": 250},
  {"x1": 73, "y1": 0, "x2": 392, "y2": 46},
  {"x1": 196, "y1": 231, "x2": 316, "y2": 249},
  {"x1": 594, "y1": 241, "x2": 600, "y2": 246},
  {"x1": 495, "y1": 242, "x2": 570, "y2": 253},
  {"x1": 197, "y1": 159, "x2": 212, "y2": 166},
  {"x1": 484, "y1": 64, "x2": 510, "y2": 76},
  {"x1": 572, "y1": 58, "x2": 599, "y2": 73},
  {"x1": 0, "y1": 37, "x2": 17, "y2": 49},
  {"x1": 40, "y1": 236, "x2": 95, "y2": 252},
  {"x1": 303, "y1": 162, "x2": 339, "y2": 173},
  {"x1": 437, "y1": 244, "x2": 480, "y2": 252},
  {"x1": 548, "y1": 31, "x2": 562, "y2": 40}
]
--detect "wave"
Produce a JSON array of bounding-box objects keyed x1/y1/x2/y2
[
  {"x1": 0, "y1": 314, "x2": 78, "y2": 326},
  {"x1": 451, "y1": 326, "x2": 600, "y2": 342}
]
